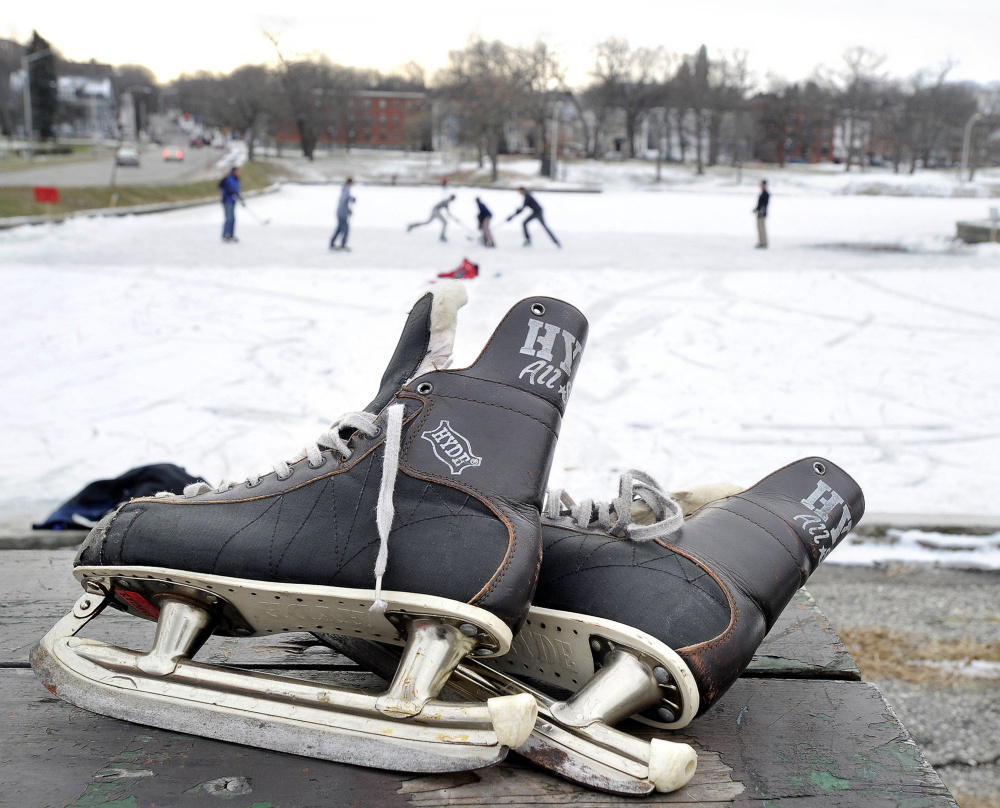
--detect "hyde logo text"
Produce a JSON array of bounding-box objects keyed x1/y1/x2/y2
[{"x1": 518, "y1": 317, "x2": 584, "y2": 405}]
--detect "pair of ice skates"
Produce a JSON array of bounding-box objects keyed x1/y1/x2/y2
[{"x1": 32, "y1": 285, "x2": 864, "y2": 795}]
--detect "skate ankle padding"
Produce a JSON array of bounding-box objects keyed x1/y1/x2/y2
[{"x1": 366, "y1": 283, "x2": 469, "y2": 415}]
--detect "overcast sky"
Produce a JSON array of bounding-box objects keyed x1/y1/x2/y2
[{"x1": 8, "y1": 1, "x2": 998, "y2": 88}]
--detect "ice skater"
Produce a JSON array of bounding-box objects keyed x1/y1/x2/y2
[
  {"x1": 753, "y1": 179, "x2": 769, "y2": 248},
  {"x1": 330, "y1": 177, "x2": 355, "y2": 251},
  {"x1": 507, "y1": 187, "x2": 560, "y2": 247},
  {"x1": 475, "y1": 197, "x2": 495, "y2": 247},
  {"x1": 219, "y1": 167, "x2": 244, "y2": 242},
  {"x1": 408, "y1": 194, "x2": 457, "y2": 242}
]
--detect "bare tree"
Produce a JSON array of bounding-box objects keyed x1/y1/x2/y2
[
  {"x1": 436, "y1": 37, "x2": 522, "y2": 182},
  {"x1": 706, "y1": 50, "x2": 751, "y2": 166},
  {"x1": 219, "y1": 65, "x2": 276, "y2": 161},
  {"x1": 589, "y1": 38, "x2": 665, "y2": 159},
  {"x1": 678, "y1": 45, "x2": 711, "y2": 174},
  {"x1": 265, "y1": 32, "x2": 330, "y2": 160},
  {"x1": 835, "y1": 47, "x2": 887, "y2": 171},
  {"x1": 581, "y1": 77, "x2": 616, "y2": 158},
  {"x1": 517, "y1": 40, "x2": 568, "y2": 174}
]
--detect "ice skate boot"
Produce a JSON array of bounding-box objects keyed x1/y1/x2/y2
[
  {"x1": 507, "y1": 458, "x2": 864, "y2": 791},
  {"x1": 319, "y1": 458, "x2": 861, "y2": 793},
  {"x1": 31, "y1": 283, "x2": 589, "y2": 773}
]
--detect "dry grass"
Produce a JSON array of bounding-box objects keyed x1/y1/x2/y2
[
  {"x1": 954, "y1": 791, "x2": 1000, "y2": 808},
  {"x1": 840, "y1": 628, "x2": 1000, "y2": 685},
  {"x1": 0, "y1": 161, "x2": 287, "y2": 218}
]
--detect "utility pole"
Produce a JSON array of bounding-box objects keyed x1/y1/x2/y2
[
  {"x1": 959, "y1": 111, "x2": 981, "y2": 183},
  {"x1": 20, "y1": 47, "x2": 52, "y2": 161},
  {"x1": 549, "y1": 101, "x2": 561, "y2": 179}
]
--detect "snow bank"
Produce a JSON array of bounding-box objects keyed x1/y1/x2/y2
[{"x1": 829, "y1": 530, "x2": 1000, "y2": 568}]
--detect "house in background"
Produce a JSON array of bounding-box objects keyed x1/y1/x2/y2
[
  {"x1": 6, "y1": 53, "x2": 118, "y2": 139},
  {"x1": 56, "y1": 61, "x2": 117, "y2": 138}
]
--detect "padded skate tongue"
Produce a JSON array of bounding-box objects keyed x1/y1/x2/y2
[
  {"x1": 458, "y1": 297, "x2": 588, "y2": 415},
  {"x1": 365, "y1": 282, "x2": 469, "y2": 414}
]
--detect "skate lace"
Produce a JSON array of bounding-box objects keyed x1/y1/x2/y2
[
  {"x1": 181, "y1": 403, "x2": 407, "y2": 613},
  {"x1": 544, "y1": 470, "x2": 684, "y2": 542}
]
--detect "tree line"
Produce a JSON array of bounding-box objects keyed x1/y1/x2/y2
[{"x1": 3, "y1": 31, "x2": 998, "y2": 179}]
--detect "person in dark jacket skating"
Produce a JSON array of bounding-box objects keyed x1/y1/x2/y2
[
  {"x1": 475, "y1": 197, "x2": 495, "y2": 247},
  {"x1": 219, "y1": 167, "x2": 244, "y2": 242},
  {"x1": 507, "y1": 187, "x2": 560, "y2": 247},
  {"x1": 330, "y1": 178, "x2": 355, "y2": 250},
  {"x1": 753, "y1": 179, "x2": 769, "y2": 248}
]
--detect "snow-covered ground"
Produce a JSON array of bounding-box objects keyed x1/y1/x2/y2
[
  {"x1": 835, "y1": 529, "x2": 1000, "y2": 567},
  {"x1": 266, "y1": 147, "x2": 1000, "y2": 198},
  {"x1": 2, "y1": 180, "x2": 999, "y2": 565}
]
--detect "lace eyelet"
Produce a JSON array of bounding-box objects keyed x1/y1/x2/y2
[
  {"x1": 308, "y1": 456, "x2": 328, "y2": 470},
  {"x1": 276, "y1": 468, "x2": 293, "y2": 482},
  {"x1": 246, "y1": 479, "x2": 261, "y2": 488},
  {"x1": 530, "y1": 302, "x2": 546, "y2": 316},
  {"x1": 369, "y1": 426, "x2": 383, "y2": 438},
  {"x1": 416, "y1": 382, "x2": 433, "y2": 395},
  {"x1": 812, "y1": 461, "x2": 827, "y2": 475}
]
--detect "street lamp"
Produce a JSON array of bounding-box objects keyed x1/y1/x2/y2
[
  {"x1": 959, "y1": 111, "x2": 981, "y2": 183},
  {"x1": 20, "y1": 46, "x2": 52, "y2": 160}
]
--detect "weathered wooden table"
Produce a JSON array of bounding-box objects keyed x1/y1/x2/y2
[{"x1": 2, "y1": 550, "x2": 958, "y2": 807}]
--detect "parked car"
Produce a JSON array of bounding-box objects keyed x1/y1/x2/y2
[
  {"x1": 115, "y1": 147, "x2": 140, "y2": 167},
  {"x1": 162, "y1": 147, "x2": 184, "y2": 162},
  {"x1": 188, "y1": 136, "x2": 205, "y2": 148}
]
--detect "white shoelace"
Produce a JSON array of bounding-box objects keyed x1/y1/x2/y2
[
  {"x1": 180, "y1": 403, "x2": 407, "y2": 614},
  {"x1": 545, "y1": 470, "x2": 684, "y2": 542}
]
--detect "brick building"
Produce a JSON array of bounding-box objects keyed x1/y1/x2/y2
[{"x1": 277, "y1": 89, "x2": 427, "y2": 149}]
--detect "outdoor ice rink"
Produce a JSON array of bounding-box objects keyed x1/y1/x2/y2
[{"x1": 3, "y1": 179, "x2": 999, "y2": 551}]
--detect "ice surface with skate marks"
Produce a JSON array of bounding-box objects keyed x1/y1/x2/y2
[{"x1": 2, "y1": 185, "x2": 998, "y2": 566}]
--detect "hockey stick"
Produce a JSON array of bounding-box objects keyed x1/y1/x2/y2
[
  {"x1": 452, "y1": 217, "x2": 480, "y2": 243},
  {"x1": 242, "y1": 203, "x2": 271, "y2": 226}
]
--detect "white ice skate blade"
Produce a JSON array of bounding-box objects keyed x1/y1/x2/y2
[
  {"x1": 455, "y1": 658, "x2": 697, "y2": 793},
  {"x1": 74, "y1": 565, "x2": 512, "y2": 655},
  {"x1": 319, "y1": 635, "x2": 698, "y2": 795},
  {"x1": 486, "y1": 606, "x2": 700, "y2": 729},
  {"x1": 31, "y1": 590, "x2": 535, "y2": 773}
]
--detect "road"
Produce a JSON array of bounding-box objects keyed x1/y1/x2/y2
[{"x1": 0, "y1": 118, "x2": 238, "y2": 188}]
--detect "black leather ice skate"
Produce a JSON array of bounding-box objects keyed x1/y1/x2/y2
[
  {"x1": 31, "y1": 283, "x2": 588, "y2": 773},
  {"x1": 323, "y1": 456, "x2": 863, "y2": 794}
]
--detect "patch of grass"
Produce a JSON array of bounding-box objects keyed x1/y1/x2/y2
[
  {"x1": 841, "y1": 628, "x2": 1000, "y2": 684},
  {"x1": 0, "y1": 161, "x2": 286, "y2": 218},
  {"x1": 0, "y1": 143, "x2": 117, "y2": 173}
]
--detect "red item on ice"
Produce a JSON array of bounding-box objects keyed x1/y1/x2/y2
[{"x1": 437, "y1": 259, "x2": 479, "y2": 280}]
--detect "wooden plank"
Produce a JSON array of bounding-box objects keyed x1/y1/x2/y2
[
  {"x1": 0, "y1": 667, "x2": 410, "y2": 808},
  {"x1": 746, "y1": 590, "x2": 861, "y2": 681},
  {"x1": 1, "y1": 552, "x2": 858, "y2": 678},
  {"x1": 397, "y1": 678, "x2": 958, "y2": 806},
  {"x1": 2, "y1": 670, "x2": 956, "y2": 807}
]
